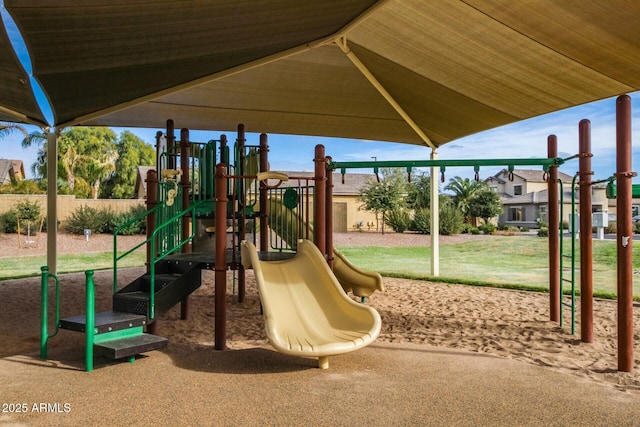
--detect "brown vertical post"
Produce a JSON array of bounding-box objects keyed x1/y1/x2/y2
[
  {"x1": 547, "y1": 135, "x2": 560, "y2": 322},
  {"x1": 214, "y1": 163, "x2": 228, "y2": 350},
  {"x1": 259, "y1": 133, "x2": 269, "y2": 252},
  {"x1": 180, "y1": 128, "x2": 191, "y2": 253},
  {"x1": 155, "y1": 131, "x2": 163, "y2": 173},
  {"x1": 166, "y1": 119, "x2": 175, "y2": 170},
  {"x1": 578, "y1": 119, "x2": 593, "y2": 343},
  {"x1": 616, "y1": 94, "x2": 634, "y2": 372},
  {"x1": 314, "y1": 145, "x2": 326, "y2": 255},
  {"x1": 326, "y1": 156, "x2": 334, "y2": 269},
  {"x1": 236, "y1": 124, "x2": 246, "y2": 303},
  {"x1": 179, "y1": 128, "x2": 191, "y2": 320},
  {"x1": 145, "y1": 169, "x2": 158, "y2": 334}
]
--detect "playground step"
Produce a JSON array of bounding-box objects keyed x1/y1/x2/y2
[
  {"x1": 112, "y1": 291, "x2": 151, "y2": 316},
  {"x1": 60, "y1": 311, "x2": 147, "y2": 334},
  {"x1": 141, "y1": 273, "x2": 181, "y2": 292},
  {"x1": 94, "y1": 333, "x2": 168, "y2": 360}
]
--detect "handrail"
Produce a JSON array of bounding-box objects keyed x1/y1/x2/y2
[
  {"x1": 40, "y1": 266, "x2": 60, "y2": 359},
  {"x1": 113, "y1": 203, "x2": 165, "y2": 293},
  {"x1": 113, "y1": 200, "x2": 208, "y2": 318}
]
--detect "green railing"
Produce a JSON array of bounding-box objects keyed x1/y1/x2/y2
[
  {"x1": 112, "y1": 202, "x2": 164, "y2": 292},
  {"x1": 40, "y1": 266, "x2": 60, "y2": 359},
  {"x1": 113, "y1": 201, "x2": 208, "y2": 318},
  {"x1": 84, "y1": 270, "x2": 96, "y2": 372},
  {"x1": 40, "y1": 267, "x2": 98, "y2": 371}
]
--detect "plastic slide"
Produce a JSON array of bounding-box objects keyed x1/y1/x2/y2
[
  {"x1": 267, "y1": 196, "x2": 384, "y2": 298},
  {"x1": 241, "y1": 240, "x2": 381, "y2": 369}
]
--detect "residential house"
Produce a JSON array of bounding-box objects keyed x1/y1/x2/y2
[
  {"x1": 133, "y1": 166, "x2": 156, "y2": 199},
  {"x1": 486, "y1": 169, "x2": 610, "y2": 228},
  {"x1": 0, "y1": 159, "x2": 25, "y2": 185}
]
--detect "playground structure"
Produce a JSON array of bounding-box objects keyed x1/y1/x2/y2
[
  {"x1": 40, "y1": 94, "x2": 634, "y2": 372},
  {"x1": 40, "y1": 121, "x2": 383, "y2": 370}
]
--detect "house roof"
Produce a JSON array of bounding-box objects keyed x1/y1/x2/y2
[
  {"x1": 134, "y1": 166, "x2": 156, "y2": 198},
  {"x1": 0, "y1": 159, "x2": 24, "y2": 185},
  {"x1": 277, "y1": 171, "x2": 371, "y2": 196},
  {"x1": 495, "y1": 168, "x2": 574, "y2": 183}
]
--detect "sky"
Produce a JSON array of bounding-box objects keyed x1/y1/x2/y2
[
  {"x1": 3, "y1": 91, "x2": 639, "y2": 186},
  {"x1": 1, "y1": 4, "x2": 639, "y2": 185}
]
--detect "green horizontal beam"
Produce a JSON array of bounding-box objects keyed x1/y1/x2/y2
[
  {"x1": 328, "y1": 157, "x2": 563, "y2": 172},
  {"x1": 605, "y1": 183, "x2": 640, "y2": 199}
]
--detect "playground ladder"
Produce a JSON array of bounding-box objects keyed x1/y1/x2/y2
[{"x1": 558, "y1": 178, "x2": 577, "y2": 335}]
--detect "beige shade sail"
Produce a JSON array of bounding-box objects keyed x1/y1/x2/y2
[{"x1": 2, "y1": 1, "x2": 640, "y2": 147}]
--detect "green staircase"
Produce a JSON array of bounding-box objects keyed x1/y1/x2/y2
[
  {"x1": 112, "y1": 257, "x2": 203, "y2": 320},
  {"x1": 41, "y1": 255, "x2": 206, "y2": 372}
]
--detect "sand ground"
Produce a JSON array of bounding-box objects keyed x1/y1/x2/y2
[{"x1": 1, "y1": 231, "x2": 639, "y2": 425}]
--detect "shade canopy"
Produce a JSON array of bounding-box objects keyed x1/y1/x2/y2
[{"x1": 2, "y1": 1, "x2": 640, "y2": 147}]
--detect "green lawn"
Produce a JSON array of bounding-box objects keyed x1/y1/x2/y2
[
  {"x1": 2, "y1": 236, "x2": 637, "y2": 300},
  {"x1": 0, "y1": 251, "x2": 146, "y2": 280},
  {"x1": 337, "y1": 236, "x2": 640, "y2": 298}
]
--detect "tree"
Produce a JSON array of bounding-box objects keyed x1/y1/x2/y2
[
  {"x1": 0, "y1": 123, "x2": 28, "y2": 139},
  {"x1": 358, "y1": 168, "x2": 407, "y2": 234},
  {"x1": 406, "y1": 172, "x2": 432, "y2": 210},
  {"x1": 445, "y1": 176, "x2": 485, "y2": 223},
  {"x1": 469, "y1": 189, "x2": 502, "y2": 225},
  {"x1": 103, "y1": 130, "x2": 155, "y2": 199},
  {"x1": 29, "y1": 127, "x2": 119, "y2": 197}
]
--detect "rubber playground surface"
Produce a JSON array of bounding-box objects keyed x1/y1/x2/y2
[{"x1": 1, "y1": 265, "x2": 639, "y2": 426}]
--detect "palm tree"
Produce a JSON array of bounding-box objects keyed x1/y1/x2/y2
[
  {"x1": 85, "y1": 154, "x2": 118, "y2": 199},
  {"x1": 0, "y1": 122, "x2": 28, "y2": 139},
  {"x1": 445, "y1": 176, "x2": 485, "y2": 224}
]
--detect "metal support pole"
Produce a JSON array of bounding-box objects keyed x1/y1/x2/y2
[
  {"x1": 578, "y1": 119, "x2": 593, "y2": 343},
  {"x1": 46, "y1": 129, "x2": 58, "y2": 274},
  {"x1": 214, "y1": 163, "x2": 228, "y2": 350},
  {"x1": 548, "y1": 135, "x2": 560, "y2": 322},
  {"x1": 166, "y1": 119, "x2": 175, "y2": 170},
  {"x1": 616, "y1": 94, "x2": 634, "y2": 372},
  {"x1": 235, "y1": 124, "x2": 246, "y2": 303},
  {"x1": 314, "y1": 145, "x2": 327, "y2": 256},
  {"x1": 430, "y1": 149, "x2": 440, "y2": 276},
  {"x1": 259, "y1": 134, "x2": 269, "y2": 252},
  {"x1": 180, "y1": 128, "x2": 191, "y2": 320},
  {"x1": 326, "y1": 157, "x2": 334, "y2": 269}
]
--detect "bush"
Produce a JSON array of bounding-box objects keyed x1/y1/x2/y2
[
  {"x1": 111, "y1": 205, "x2": 148, "y2": 236},
  {"x1": 604, "y1": 222, "x2": 617, "y2": 235},
  {"x1": 460, "y1": 223, "x2": 475, "y2": 234},
  {"x1": 537, "y1": 227, "x2": 549, "y2": 237},
  {"x1": 412, "y1": 208, "x2": 430, "y2": 234},
  {"x1": 65, "y1": 205, "x2": 149, "y2": 235},
  {"x1": 0, "y1": 200, "x2": 43, "y2": 234},
  {"x1": 439, "y1": 203, "x2": 463, "y2": 235},
  {"x1": 65, "y1": 205, "x2": 115, "y2": 234},
  {"x1": 386, "y1": 208, "x2": 411, "y2": 233},
  {"x1": 478, "y1": 223, "x2": 496, "y2": 235}
]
